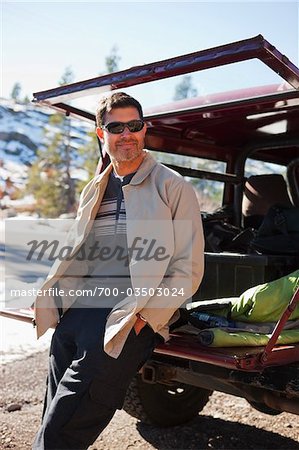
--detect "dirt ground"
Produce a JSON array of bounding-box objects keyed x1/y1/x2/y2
[{"x1": 1, "y1": 350, "x2": 298, "y2": 450}]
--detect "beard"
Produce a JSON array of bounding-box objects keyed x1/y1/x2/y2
[{"x1": 107, "y1": 138, "x2": 144, "y2": 163}]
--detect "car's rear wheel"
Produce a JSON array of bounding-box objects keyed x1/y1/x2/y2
[{"x1": 123, "y1": 374, "x2": 212, "y2": 426}]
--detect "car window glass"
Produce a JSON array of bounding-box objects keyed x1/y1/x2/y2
[
  {"x1": 148, "y1": 149, "x2": 225, "y2": 212},
  {"x1": 245, "y1": 158, "x2": 286, "y2": 178}
]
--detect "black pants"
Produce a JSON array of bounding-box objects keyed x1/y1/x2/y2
[{"x1": 33, "y1": 306, "x2": 158, "y2": 450}]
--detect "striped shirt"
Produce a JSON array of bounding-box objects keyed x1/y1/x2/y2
[{"x1": 76, "y1": 171, "x2": 135, "y2": 307}]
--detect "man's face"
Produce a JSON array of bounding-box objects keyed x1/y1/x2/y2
[{"x1": 96, "y1": 107, "x2": 147, "y2": 163}]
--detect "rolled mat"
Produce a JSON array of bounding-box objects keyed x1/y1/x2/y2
[{"x1": 197, "y1": 328, "x2": 299, "y2": 347}]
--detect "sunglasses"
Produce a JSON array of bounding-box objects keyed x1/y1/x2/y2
[{"x1": 102, "y1": 119, "x2": 145, "y2": 134}]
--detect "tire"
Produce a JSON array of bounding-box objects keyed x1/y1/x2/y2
[
  {"x1": 123, "y1": 374, "x2": 212, "y2": 426},
  {"x1": 248, "y1": 401, "x2": 282, "y2": 416}
]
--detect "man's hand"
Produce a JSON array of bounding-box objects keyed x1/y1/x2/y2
[{"x1": 134, "y1": 314, "x2": 147, "y2": 335}]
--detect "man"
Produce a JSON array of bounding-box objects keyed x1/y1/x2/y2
[{"x1": 33, "y1": 92, "x2": 204, "y2": 449}]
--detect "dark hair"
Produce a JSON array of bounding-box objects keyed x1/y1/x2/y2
[{"x1": 96, "y1": 92, "x2": 143, "y2": 127}]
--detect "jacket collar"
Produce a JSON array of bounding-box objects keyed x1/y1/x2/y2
[
  {"x1": 95, "y1": 151, "x2": 157, "y2": 186},
  {"x1": 94, "y1": 163, "x2": 113, "y2": 185}
]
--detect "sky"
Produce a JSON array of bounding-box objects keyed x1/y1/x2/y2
[{"x1": 1, "y1": 1, "x2": 299, "y2": 110}]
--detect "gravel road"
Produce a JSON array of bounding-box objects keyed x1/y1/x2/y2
[{"x1": 1, "y1": 350, "x2": 298, "y2": 450}]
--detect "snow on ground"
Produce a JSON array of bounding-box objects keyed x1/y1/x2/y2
[
  {"x1": 0, "y1": 275, "x2": 52, "y2": 365},
  {"x1": 0, "y1": 315, "x2": 53, "y2": 364},
  {"x1": 0, "y1": 217, "x2": 58, "y2": 364},
  {"x1": 0, "y1": 99, "x2": 94, "y2": 196},
  {"x1": 0, "y1": 151, "x2": 29, "y2": 185}
]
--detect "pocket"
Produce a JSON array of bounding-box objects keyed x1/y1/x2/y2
[
  {"x1": 131, "y1": 322, "x2": 154, "y2": 339},
  {"x1": 140, "y1": 323, "x2": 155, "y2": 336}
]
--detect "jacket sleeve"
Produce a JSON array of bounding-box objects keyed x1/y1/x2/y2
[{"x1": 138, "y1": 179, "x2": 204, "y2": 332}]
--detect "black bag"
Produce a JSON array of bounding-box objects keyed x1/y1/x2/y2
[
  {"x1": 202, "y1": 206, "x2": 253, "y2": 253},
  {"x1": 250, "y1": 205, "x2": 299, "y2": 255},
  {"x1": 203, "y1": 220, "x2": 254, "y2": 253}
]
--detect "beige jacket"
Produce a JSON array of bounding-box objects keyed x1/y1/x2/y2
[{"x1": 34, "y1": 152, "x2": 204, "y2": 358}]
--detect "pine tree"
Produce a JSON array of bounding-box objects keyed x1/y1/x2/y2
[
  {"x1": 76, "y1": 131, "x2": 101, "y2": 194},
  {"x1": 173, "y1": 75, "x2": 197, "y2": 100},
  {"x1": 23, "y1": 95, "x2": 31, "y2": 104},
  {"x1": 59, "y1": 66, "x2": 75, "y2": 86},
  {"x1": 58, "y1": 66, "x2": 76, "y2": 213},
  {"x1": 11, "y1": 82, "x2": 22, "y2": 101},
  {"x1": 26, "y1": 129, "x2": 73, "y2": 217},
  {"x1": 104, "y1": 45, "x2": 121, "y2": 73},
  {"x1": 27, "y1": 67, "x2": 77, "y2": 217}
]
